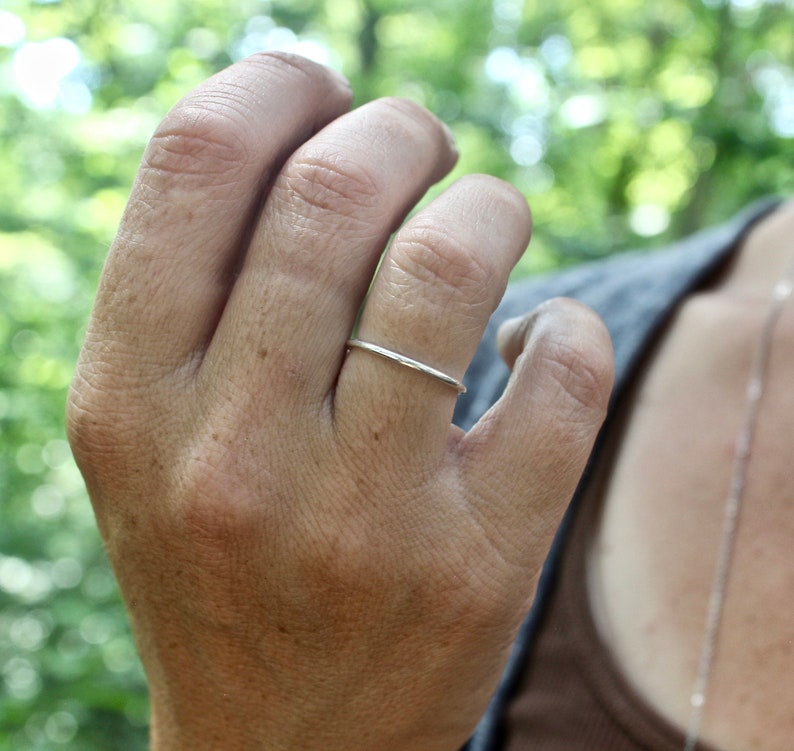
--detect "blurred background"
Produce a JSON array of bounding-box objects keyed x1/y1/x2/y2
[{"x1": 1, "y1": 0, "x2": 793, "y2": 748}]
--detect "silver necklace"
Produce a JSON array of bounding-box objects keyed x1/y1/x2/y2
[{"x1": 683, "y1": 252, "x2": 794, "y2": 751}]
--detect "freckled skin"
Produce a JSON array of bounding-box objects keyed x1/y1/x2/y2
[
  {"x1": 593, "y1": 201, "x2": 794, "y2": 751},
  {"x1": 67, "y1": 53, "x2": 613, "y2": 751}
]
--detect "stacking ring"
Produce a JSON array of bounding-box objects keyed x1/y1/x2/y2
[{"x1": 346, "y1": 338, "x2": 466, "y2": 394}]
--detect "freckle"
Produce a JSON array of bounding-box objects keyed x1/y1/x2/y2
[
  {"x1": 373, "y1": 431, "x2": 380, "y2": 442},
  {"x1": 258, "y1": 347, "x2": 269, "y2": 359},
  {"x1": 211, "y1": 433, "x2": 219, "y2": 441},
  {"x1": 642, "y1": 620, "x2": 658, "y2": 636}
]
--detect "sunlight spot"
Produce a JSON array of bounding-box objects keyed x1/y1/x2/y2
[
  {"x1": 629, "y1": 204, "x2": 671, "y2": 236},
  {"x1": 3, "y1": 656, "x2": 41, "y2": 700},
  {"x1": 510, "y1": 133, "x2": 545, "y2": 166},
  {"x1": 559, "y1": 93, "x2": 607, "y2": 128},
  {"x1": 31, "y1": 485, "x2": 66, "y2": 519},
  {"x1": 0, "y1": 11, "x2": 26, "y2": 47},
  {"x1": 51, "y1": 558, "x2": 83, "y2": 589},
  {"x1": 13, "y1": 38, "x2": 85, "y2": 110},
  {"x1": 45, "y1": 711, "x2": 78, "y2": 744},
  {"x1": 540, "y1": 34, "x2": 573, "y2": 72},
  {"x1": 485, "y1": 46, "x2": 521, "y2": 83}
]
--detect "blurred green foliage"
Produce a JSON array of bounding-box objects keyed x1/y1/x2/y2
[{"x1": 1, "y1": 0, "x2": 793, "y2": 748}]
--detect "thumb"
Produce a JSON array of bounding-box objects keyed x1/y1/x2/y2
[{"x1": 460, "y1": 298, "x2": 614, "y2": 572}]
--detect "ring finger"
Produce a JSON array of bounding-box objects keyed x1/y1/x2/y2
[{"x1": 335, "y1": 174, "x2": 532, "y2": 464}]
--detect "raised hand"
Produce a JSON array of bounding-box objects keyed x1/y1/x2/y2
[{"x1": 67, "y1": 53, "x2": 613, "y2": 751}]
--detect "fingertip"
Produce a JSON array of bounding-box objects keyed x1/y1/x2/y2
[
  {"x1": 518, "y1": 299, "x2": 614, "y2": 435},
  {"x1": 245, "y1": 50, "x2": 351, "y2": 91},
  {"x1": 498, "y1": 296, "x2": 613, "y2": 382},
  {"x1": 237, "y1": 53, "x2": 355, "y2": 123},
  {"x1": 323, "y1": 64, "x2": 353, "y2": 93},
  {"x1": 458, "y1": 174, "x2": 532, "y2": 229},
  {"x1": 375, "y1": 97, "x2": 460, "y2": 178},
  {"x1": 458, "y1": 299, "x2": 613, "y2": 551},
  {"x1": 472, "y1": 298, "x2": 614, "y2": 455},
  {"x1": 483, "y1": 176, "x2": 532, "y2": 257}
]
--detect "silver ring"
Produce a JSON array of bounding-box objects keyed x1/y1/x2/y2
[{"x1": 346, "y1": 338, "x2": 466, "y2": 394}]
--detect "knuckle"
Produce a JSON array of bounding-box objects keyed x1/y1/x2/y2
[
  {"x1": 377, "y1": 96, "x2": 440, "y2": 134},
  {"x1": 392, "y1": 224, "x2": 493, "y2": 304},
  {"x1": 176, "y1": 476, "x2": 245, "y2": 552},
  {"x1": 65, "y1": 379, "x2": 102, "y2": 462},
  {"x1": 169, "y1": 454, "x2": 264, "y2": 564},
  {"x1": 66, "y1": 369, "x2": 136, "y2": 485},
  {"x1": 172, "y1": 422, "x2": 293, "y2": 545},
  {"x1": 245, "y1": 50, "x2": 324, "y2": 87},
  {"x1": 66, "y1": 345, "x2": 175, "y2": 489},
  {"x1": 538, "y1": 330, "x2": 613, "y2": 419},
  {"x1": 373, "y1": 97, "x2": 454, "y2": 159},
  {"x1": 280, "y1": 152, "x2": 382, "y2": 221},
  {"x1": 67, "y1": 363, "x2": 117, "y2": 447},
  {"x1": 470, "y1": 174, "x2": 532, "y2": 223},
  {"x1": 142, "y1": 101, "x2": 250, "y2": 183}
]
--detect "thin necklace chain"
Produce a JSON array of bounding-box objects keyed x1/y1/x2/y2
[{"x1": 683, "y1": 253, "x2": 794, "y2": 751}]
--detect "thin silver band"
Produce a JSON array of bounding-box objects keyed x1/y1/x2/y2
[{"x1": 346, "y1": 338, "x2": 466, "y2": 394}]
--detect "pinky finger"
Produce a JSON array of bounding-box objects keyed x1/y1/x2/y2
[{"x1": 459, "y1": 299, "x2": 614, "y2": 565}]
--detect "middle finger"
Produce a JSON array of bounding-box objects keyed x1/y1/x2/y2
[{"x1": 202, "y1": 98, "x2": 458, "y2": 412}]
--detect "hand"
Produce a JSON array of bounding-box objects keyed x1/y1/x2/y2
[{"x1": 67, "y1": 53, "x2": 613, "y2": 751}]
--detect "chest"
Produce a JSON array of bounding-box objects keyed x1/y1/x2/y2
[{"x1": 590, "y1": 291, "x2": 794, "y2": 751}]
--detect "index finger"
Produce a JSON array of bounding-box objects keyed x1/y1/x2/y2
[{"x1": 84, "y1": 53, "x2": 353, "y2": 382}]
